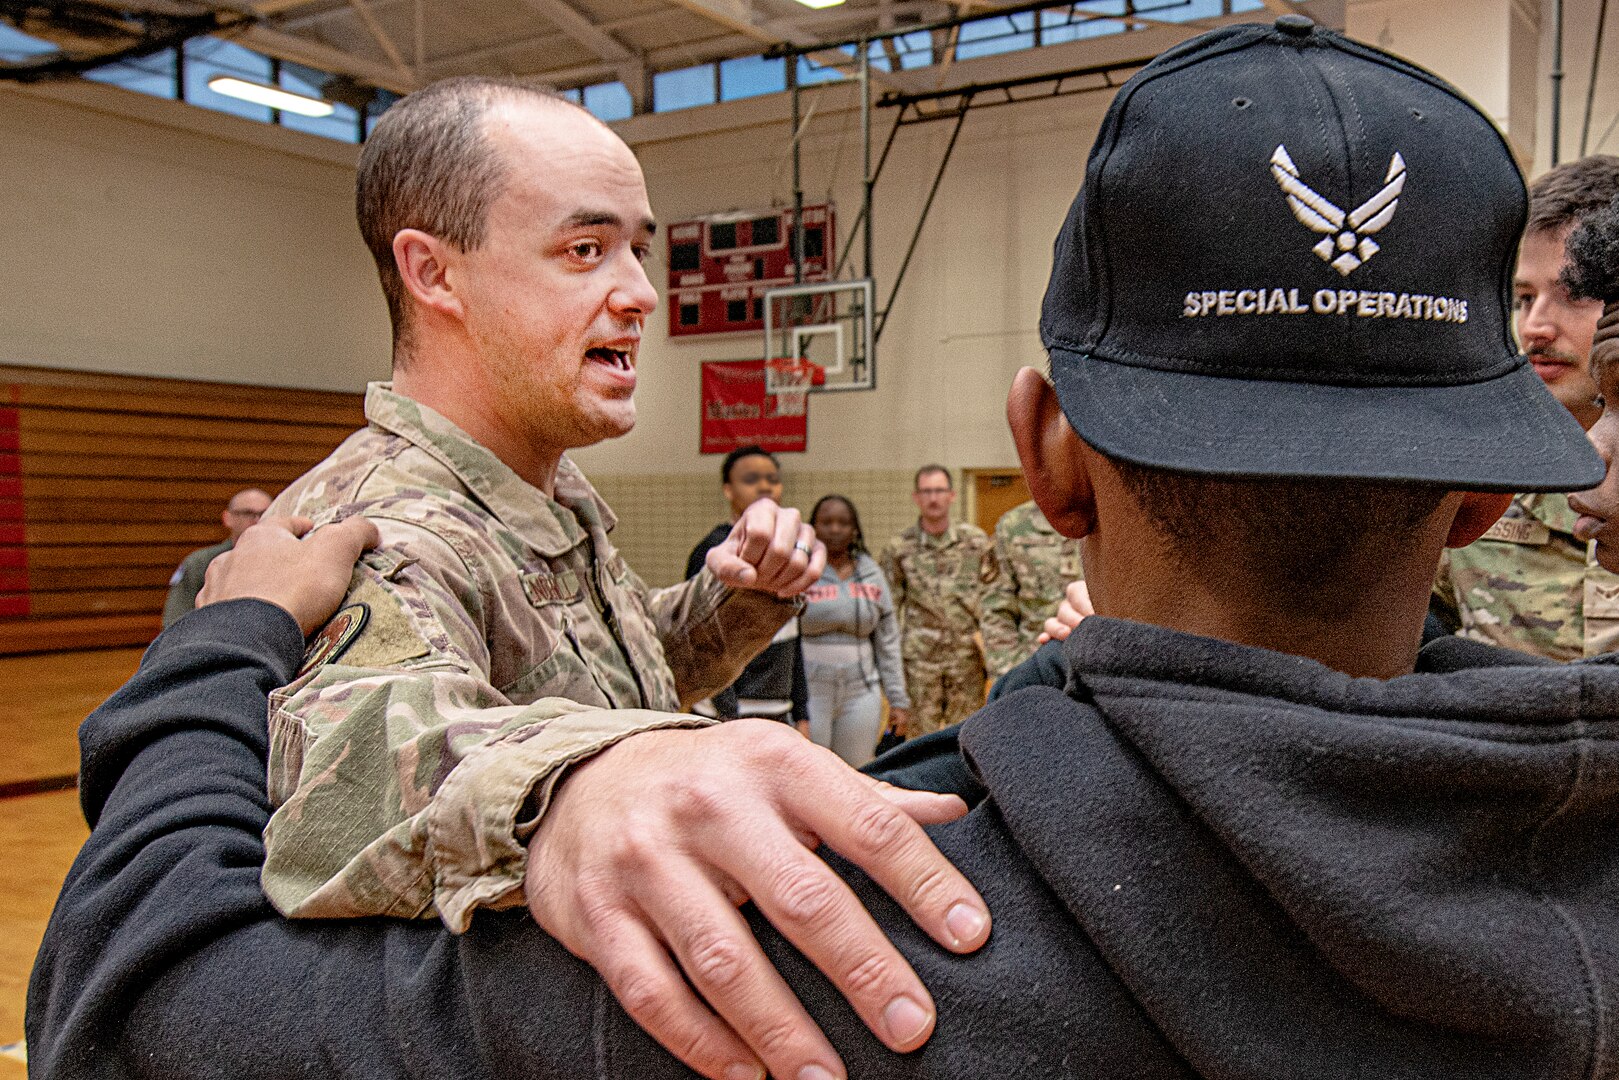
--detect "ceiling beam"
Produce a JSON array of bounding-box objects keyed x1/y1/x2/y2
[
  {"x1": 233, "y1": 23, "x2": 420, "y2": 91},
  {"x1": 512, "y1": 0, "x2": 633, "y2": 61},
  {"x1": 251, "y1": 0, "x2": 331, "y2": 13},
  {"x1": 346, "y1": 0, "x2": 416, "y2": 78}
]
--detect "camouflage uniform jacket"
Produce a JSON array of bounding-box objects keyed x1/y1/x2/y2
[
  {"x1": 981, "y1": 500, "x2": 1085, "y2": 678},
  {"x1": 1433, "y1": 492, "x2": 1619, "y2": 661},
  {"x1": 262, "y1": 384, "x2": 796, "y2": 931},
  {"x1": 878, "y1": 521, "x2": 995, "y2": 665}
]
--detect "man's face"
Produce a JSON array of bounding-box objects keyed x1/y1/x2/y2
[
  {"x1": 223, "y1": 490, "x2": 270, "y2": 540},
  {"x1": 456, "y1": 101, "x2": 658, "y2": 454},
  {"x1": 722, "y1": 453, "x2": 782, "y2": 518},
  {"x1": 1516, "y1": 226, "x2": 1603, "y2": 429},
  {"x1": 1571, "y1": 306, "x2": 1619, "y2": 571},
  {"x1": 912, "y1": 471, "x2": 955, "y2": 522}
]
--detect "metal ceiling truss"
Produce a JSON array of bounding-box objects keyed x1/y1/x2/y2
[{"x1": 0, "y1": 0, "x2": 252, "y2": 81}]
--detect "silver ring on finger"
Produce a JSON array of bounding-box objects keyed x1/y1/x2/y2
[{"x1": 794, "y1": 540, "x2": 813, "y2": 555}]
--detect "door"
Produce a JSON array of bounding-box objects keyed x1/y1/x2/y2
[{"x1": 969, "y1": 469, "x2": 1029, "y2": 535}]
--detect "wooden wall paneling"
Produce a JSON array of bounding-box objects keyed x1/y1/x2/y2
[{"x1": 0, "y1": 366, "x2": 364, "y2": 655}]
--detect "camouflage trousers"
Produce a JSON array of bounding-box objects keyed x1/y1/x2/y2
[{"x1": 903, "y1": 650, "x2": 987, "y2": 736}]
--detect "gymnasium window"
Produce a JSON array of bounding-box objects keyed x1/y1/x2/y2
[
  {"x1": 720, "y1": 55, "x2": 786, "y2": 101},
  {"x1": 582, "y1": 80, "x2": 633, "y2": 122},
  {"x1": 277, "y1": 60, "x2": 360, "y2": 142},
  {"x1": 957, "y1": 12, "x2": 1038, "y2": 61},
  {"x1": 653, "y1": 64, "x2": 719, "y2": 112},
  {"x1": 0, "y1": 23, "x2": 56, "y2": 61},
  {"x1": 83, "y1": 49, "x2": 178, "y2": 100},
  {"x1": 184, "y1": 38, "x2": 274, "y2": 124}
]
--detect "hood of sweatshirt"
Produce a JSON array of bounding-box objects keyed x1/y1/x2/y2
[{"x1": 959, "y1": 616, "x2": 1619, "y2": 1080}]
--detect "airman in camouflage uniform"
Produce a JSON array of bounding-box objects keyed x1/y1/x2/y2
[
  {"x1": 1432, "y1": 491, "x2": 1619, "y2": 661},
  {"x1": 981, "y1": 499, "x2": 1084, "y2": 678},
  {"x1": 878, "y1": 520, "x2": 996, "y2": 735},
  {"x1": 262, "y1": 385, "x2": 797, "y2": 930}
]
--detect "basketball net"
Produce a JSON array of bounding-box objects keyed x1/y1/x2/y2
[{"x1": 764, "y1": 356, "x2": 824, "y2": 418}]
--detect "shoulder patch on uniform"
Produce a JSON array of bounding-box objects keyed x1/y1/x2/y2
[
  {"x1": 1479, "y1": 518, "x2": 1551, "y2": 546},
  {"x1": 299, "y1": 603, "x2": 369, "y2": 677}
]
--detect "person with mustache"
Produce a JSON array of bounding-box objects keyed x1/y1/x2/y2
[{"x1": 1432, "y1": 155, "x2": 1619, "y2": 660}]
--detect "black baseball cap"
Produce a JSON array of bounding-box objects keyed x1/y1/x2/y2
[{"x1": 1042, "y1": 16, "x2": 1604, "y2": 492}]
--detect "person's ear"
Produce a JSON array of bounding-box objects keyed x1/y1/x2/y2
[
  {"x1": 393, "y1": 229, "x2": 465, "y2": 322},
  {"x1": 1006, "y1": 367, "x2": 1098, "y2": 538},
  {"x1": 1445, "y1": 491, "x2": 1514, "y2": 547}
]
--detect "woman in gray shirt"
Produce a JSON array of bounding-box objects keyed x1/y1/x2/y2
[{"x1": 802, "y1": 495, "x2": 911, "y2": 765}]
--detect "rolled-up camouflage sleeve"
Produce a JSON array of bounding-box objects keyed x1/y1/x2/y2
[
  {"x1": 642, "y1": 566, "x2": 799, "y2": 708},
  {"x1": 262, "y1": 519, "x2": 713, "y2": 932},
  {"x1": 980, "y1": 528, "x2": 1023, "y2": 678}
]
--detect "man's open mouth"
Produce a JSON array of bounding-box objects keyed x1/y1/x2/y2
[{"x1": 587, "y1": 347, "x2": 634, "y2": 371}]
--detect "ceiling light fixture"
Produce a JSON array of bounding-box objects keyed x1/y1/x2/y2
[
  {"x1": 206, "y1": 75, "x2": 335, "y2": 117},
  {"x1": 791, "y1": 0, "x2": 848, "y2": 9}
]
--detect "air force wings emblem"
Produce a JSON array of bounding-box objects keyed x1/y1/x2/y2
[{"x1": 1270, "y1": 144, "x2": 1406, "y2": 276}]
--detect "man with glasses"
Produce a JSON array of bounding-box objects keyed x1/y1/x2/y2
[
  {"x1": 879, "y1": 465, "x2": 997, "y2": 736},
  {"x1": 161, "y1": 486, "x2": 271, "y2": 627}
]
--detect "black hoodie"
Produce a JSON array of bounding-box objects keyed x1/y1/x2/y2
[{"x1": 28, "y1": 600, "x2": 1619, "y2": 1078}]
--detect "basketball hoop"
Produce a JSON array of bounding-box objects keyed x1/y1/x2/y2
[{"x1": 764, "y1": 357, "x2": 824, "y2": 418}]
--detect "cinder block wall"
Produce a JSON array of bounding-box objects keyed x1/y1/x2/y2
[{"x1": 592, "y1": 468, "x2": 946, "y2": 588}]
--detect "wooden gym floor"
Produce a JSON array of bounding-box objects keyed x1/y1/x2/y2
[{"x1": 0, "y1": 647, "x2": 143, "y2": 1076}]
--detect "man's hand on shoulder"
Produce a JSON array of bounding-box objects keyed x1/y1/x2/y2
[
  {"x1": 525, "y1": 720, "x2": 991, "y2": 1080},
  {"x1": 196, "y1": 515, "x2": 380, "y2": 635},
  {"x1": 705, "y1": 499, "x2": 826, "y2": 599}
]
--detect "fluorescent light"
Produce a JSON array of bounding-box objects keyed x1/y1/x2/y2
[
  {"x1": 206, "y1": 75, "x2": 335, "y2": 117},
  {"x1": 792, "y1": 0, "x2": 847, "y2": 8}
]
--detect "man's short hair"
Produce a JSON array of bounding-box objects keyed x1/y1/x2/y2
[
  {"x1": 1527, "y1": 155, "x2": 1619, "y2": 236},
  {"x1": 914, "y1": 465, "x2": 952, "y2": 490},
  {"x1": 356, "y1": 76, "x2": 591, "y2": 355},
  {"x1": 1110, "y1": 458, "x2": 1449, "y2": 616},
  {"x1": 722, "y1": 446, "x2": 778, "y2": 484}
]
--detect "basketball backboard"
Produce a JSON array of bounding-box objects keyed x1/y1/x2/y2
[{"x1": 763, "y1": 279, "x2": 875, "y2": 394}]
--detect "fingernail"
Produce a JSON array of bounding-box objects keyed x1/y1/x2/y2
[
  {"x1": 797, "y1": 1065, "x2": 838, "y2": 1080},
  {"x1": 945, "y1": 902, "x2": 987, "y2": 946},
  {"x1": 725, "y1": 1064, "x2": 764, "y2": 1080},
  {"x1": 883, "y1": 995, "x2": 932, "y2": 1046}
]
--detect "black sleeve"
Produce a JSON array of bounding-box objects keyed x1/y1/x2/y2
[
  {"x1": 790, "y1": 631, "x2": 809, "y2": 722},
  {"x1": 25, "y1": 600, "x2": 632, "y2": 1080},
  {"x1": 864, "y1": 726, "x2": 986, "y2": 805}
]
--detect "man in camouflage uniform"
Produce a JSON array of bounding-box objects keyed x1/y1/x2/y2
[
  {"x1": 1432, "y1": 156, "x2": 1619, "y2": 660},
  {"x1": 980, "y1": 498, "x2": 1084, "y2": 678},
  {"x1": 878, "y1": 465, "x2": 996, "y2": 735},
  {"x1": 261, "y1": 79, "x2": 823, "y2": 929}
]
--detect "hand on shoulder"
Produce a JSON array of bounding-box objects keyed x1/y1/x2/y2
[
  {"x1": 196, "y1": 515, "x2": 380, "y2": 635},
  {"x1": 525, "y1": 719, "x2": 990, "y2": 1080}
]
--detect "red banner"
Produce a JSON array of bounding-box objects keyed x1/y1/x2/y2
[{"x1": 699, "y1": 360, "x2": 808, "y2": 455}]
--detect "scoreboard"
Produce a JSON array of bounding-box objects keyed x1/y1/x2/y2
[{"x1": 667, "y1": 204, "x2": 834, "y2": 338}]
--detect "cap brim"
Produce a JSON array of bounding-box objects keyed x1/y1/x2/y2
[{"x1": 1049, "y1": 350, "x2": 1605, "y2": 493}]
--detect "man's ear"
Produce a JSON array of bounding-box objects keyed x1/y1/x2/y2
[
  {"x1": 1445, "y1": 491, "x2": 1514, "y2": 547},
  {"x1": 393, "y1": 229, "x2": 464, "y2": 322},
  {"x1": 1006, "y1": 367, "x2": 1098, "y2": 539}
]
